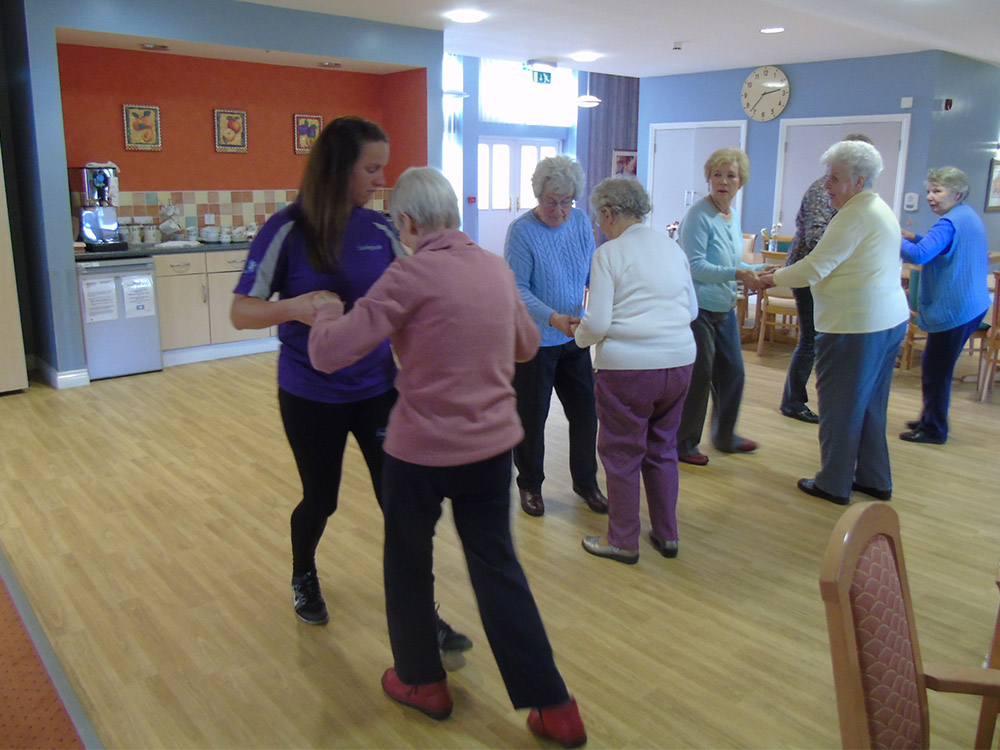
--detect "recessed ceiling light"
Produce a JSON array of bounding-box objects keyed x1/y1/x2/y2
[
  {"x1": 577, "y1": 94, "x2": 601, "y2": 108},
  {"x1": 570, "y1": 51, "x2": 602, "y2": 63},
  {"x1": 318, "y1": 61, "x2": 342, "y2": 69},
  {"x1": 760, "y1": 26, "x2": 785, "y2": 34},
  {"x1": 140, "y1": 43, "x2": 169, "y2": 51},
  {"x1": 443, "y1": 8, "x2": 488, "y2": 24}
]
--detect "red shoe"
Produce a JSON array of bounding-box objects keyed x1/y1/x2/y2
[
  {"x1": 381, "y1": 667, "x2": 453, "y2": 720},
  {"x1": 527, "y1": 697, "x2": 587, "y2": 748},
  {"x1": 678, "y1": 452, "x2": 709, "y2": 465},
  {"x1": 733, "y1": 438, "x2": 758, "y2": 453}
]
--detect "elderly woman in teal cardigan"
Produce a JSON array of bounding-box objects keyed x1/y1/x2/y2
[{"x1": 899, "y1": 167, "x2": 991, "y2": 445}]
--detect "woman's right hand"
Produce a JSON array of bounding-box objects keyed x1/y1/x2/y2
[{"x1": 735, "y1": 268, "x2": 760, "y2": 291}]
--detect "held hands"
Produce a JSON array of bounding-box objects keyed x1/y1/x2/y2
[
  {"x1": 735, "y1": 268, "x2": 762, "y2": 292},
  {"x1": 901, "y1": 228, "x2": 916, "y2": 241},
  {"x1": 294, "y1": 290, "x2": 342, "y2": 326},
  {"x1": 757, "y1": 271, "x2": 777, "y2": 290},
  {"x1": 549, "y1": 312, "x2": 581, "y2": 337}
]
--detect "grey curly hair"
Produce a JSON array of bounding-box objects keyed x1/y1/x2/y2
[
  {"x1": 589, "y1": 176, "x2": 651, "y2": 220},
  {"x1": 821, "y1": 141, "x2": 883, "y2": 188},
  {"x1": 531, "y1": 155, "x2": 586, "y2": 200}
]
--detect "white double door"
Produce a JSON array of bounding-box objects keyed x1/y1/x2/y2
[{"x1": 477, "y1": 138, "x2": 558, "y2": 255}]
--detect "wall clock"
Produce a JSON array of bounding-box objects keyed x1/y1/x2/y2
[{"x1": 741, "y1": 65, "x2": 789, "y2": 122}]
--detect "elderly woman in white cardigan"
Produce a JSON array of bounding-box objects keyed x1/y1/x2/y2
[
  {"x1": 572, "y1": 177, "x2": 698, "y2": 563},
  {"x1": 760, "y1": 141, "x2": 909, "y2": 506}
]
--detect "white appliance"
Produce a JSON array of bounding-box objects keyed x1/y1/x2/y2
[{"x1": 76, "y1": 257, "x2": 162, "y2": 380}]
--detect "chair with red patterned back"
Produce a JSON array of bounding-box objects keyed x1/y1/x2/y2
[{"x1": 819, "y1": 502, "x2": 1000, "y2": 749}]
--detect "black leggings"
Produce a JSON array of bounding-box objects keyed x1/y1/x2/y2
[{"x1": 279, "y1": 387, "x2": 397, "y2": 577}]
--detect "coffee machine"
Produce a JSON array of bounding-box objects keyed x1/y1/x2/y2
[{"x1": 70, "y1": 164, "x2": 128, "y2": 251}]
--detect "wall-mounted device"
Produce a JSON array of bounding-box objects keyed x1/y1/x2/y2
[{"x1": 903, "y1": 192, "x2": 920, "y2": 212}]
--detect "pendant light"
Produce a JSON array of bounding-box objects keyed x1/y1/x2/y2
[{"x1": 577, "y1": 73, "x2": 601, "y2": 108}]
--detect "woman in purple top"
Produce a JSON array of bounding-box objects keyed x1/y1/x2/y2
[{"x1": 230, "y1": 117, "x2": 469, "y2": 652}]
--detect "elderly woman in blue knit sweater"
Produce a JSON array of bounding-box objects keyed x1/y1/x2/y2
[{"x1": 899, "y1": 167, "x2": 991, "y2": 445}]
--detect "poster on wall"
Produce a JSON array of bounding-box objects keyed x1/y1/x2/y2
[
  {"x1": 215, "y1": 109, "x2": 247, "y2": 153},
  {"x1": 986, "y1": 158, "x2": 1000, "y2": 213},
  {"x1": 612, "y1": 149, "x2": 637, "y2": 177},
  {"x1": 294, "y1": 114, "x2": 323, "y2": 154},
  {"x1": 123, "y1": 105, "x2": 161, "y2": 151}
]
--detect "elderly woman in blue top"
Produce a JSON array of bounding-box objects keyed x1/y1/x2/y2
[
  {"x1": 675, "y1": 147, "x2": 766, "y2": 466},
  {"x1": 898, "y1": 167, "x2": 990, "y2": 445},
  {"x1": 504, "y1": 156, "x2": 607, "y2": 518},
  {"x1": 761, "y1": 140, "x2": 910, "y2": 505}
]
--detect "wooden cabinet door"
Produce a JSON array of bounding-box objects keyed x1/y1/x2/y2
[
  {"x1": 208, "y1": 270, "x2": 268, "y2": 344},
  {"x1": 157, "y1": 274, "x2": 211, "y2": 350}
]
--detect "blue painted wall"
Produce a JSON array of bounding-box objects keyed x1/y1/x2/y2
[
  {"x1": 638, "y1": 51, "x2": 1000, "y2": 250},
  {"x1": 3, "y1": 0, "x2": 443, "y2": 376}
]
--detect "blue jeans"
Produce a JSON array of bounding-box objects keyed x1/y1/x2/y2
[
  {"x1": 813, "y1": 322, "x2": 907, "y2": 497},
  {"x1": 382, "y1": 450, "x2": 570, "y2": 709},
  {"x1": 781, "y1": 286, "x2": 816, "y2": 413},
  {"x1": 677, "y1": 308, "x2": 747, "y2": 456}
]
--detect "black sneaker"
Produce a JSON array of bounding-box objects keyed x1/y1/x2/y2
[
  {"x1": 291, "y1": 571, "x2": 329, "y2": 625},
  {"x1": 436, "y1": 607, "x2": 472, "y2": 653}
]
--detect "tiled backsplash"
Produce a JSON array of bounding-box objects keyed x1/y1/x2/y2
[{"x1": 69, "y1": 188, "x2": 391, "y2": 229}]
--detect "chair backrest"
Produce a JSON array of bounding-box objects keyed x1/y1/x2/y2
[
  {"x1": 819, "y1": 502, "x2": 930, "y2": 749},
  {"x1": 761, "y1": 230, "x2": 794, "y2": 254},
  {"x1": 762, "y1": 249, "x2": 788, "y2": 265},
  {"x1": 742, "y1": 232, "x2": 759, "y2": 262}
]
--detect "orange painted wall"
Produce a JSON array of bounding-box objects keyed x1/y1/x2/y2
[{"x1": 57, "y1": 44, "x2": 427, "y2": 191}]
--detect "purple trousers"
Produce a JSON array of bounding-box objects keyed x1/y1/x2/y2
[{"x1": 593, "y1": 365, "x2": 693, "y2": 551}]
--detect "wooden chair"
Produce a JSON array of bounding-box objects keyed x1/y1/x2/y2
[
  {"x1": 898, "y1": 266, "x2": 928, "y2": 370},
  {"x1": 737, "y1": 232, "x2": 759, "y2": 341},
  {"x1": 979, "y1": 325, "x2": 1000, "y2": 401},
  {"x1": 819, "y1": 502, "x2": 1000, "y2": 749},
  {"x1": 761, "y1": 230, "x2": 794, "y2": 255},
  {"x1": 754, "y1": 249, "x2": 798, "y2": 353}
]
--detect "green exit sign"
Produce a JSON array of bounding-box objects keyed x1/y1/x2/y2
[{"x1": 532, "y1": 71, "x2": 552, "y2": 84}]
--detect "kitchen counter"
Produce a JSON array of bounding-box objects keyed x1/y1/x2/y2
[{"x1": 76, "y1": 241, "x2": 253, "y2": 262}]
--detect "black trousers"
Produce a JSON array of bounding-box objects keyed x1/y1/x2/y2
[
  {"x1": 279, "y1": 387, "x2": 397, "y2": 577},
  {"x1": 382, "y1": 450, "x2": 570, "y2": 709},
  {"x1": 512, "y1": 340, "x2": 599, "y2": 493}
]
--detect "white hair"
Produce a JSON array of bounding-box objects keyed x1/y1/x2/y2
[
  {"x1": 388, "y1": 167, "x2": 461, "y2": 232},
  {"x1": 821, "y1": 141, "x2": 883, "y2": 188}
]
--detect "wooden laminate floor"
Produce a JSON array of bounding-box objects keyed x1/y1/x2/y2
[{"x1": 0, "y1": 343, "x2": 997, "y2": 749}]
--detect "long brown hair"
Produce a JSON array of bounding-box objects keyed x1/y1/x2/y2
[{"x1": 298, "y1": 116, "x2": 388, "y2": 272}]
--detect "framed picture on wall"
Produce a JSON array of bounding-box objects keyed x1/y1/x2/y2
[
  {"x1": 215, "y1": 109, "x2": 247, "y2": 153},
  {"x1": 986, "y1": 158, "x2": 1000, "y2": 212},
  {"x1": 123, "y1": 105, "x2": 161, "y2": 151},
  {"x1": 612, "y1": 148, "x2": 637, "y2": 177},
  {"x1": 294, "y1": 114, "x2": 323, "y2": 154}
]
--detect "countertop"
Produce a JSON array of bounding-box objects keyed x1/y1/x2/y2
[{"x1": 75, "y1": 241, "x2": 253, "y2": 262}]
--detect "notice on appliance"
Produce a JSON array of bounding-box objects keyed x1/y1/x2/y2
[
  {"x1": 122, "y1": 274, "x2": 156, "y2": 318},
  {"x1": 81, "y1": 277, "x2": 119, "y2": 323}
]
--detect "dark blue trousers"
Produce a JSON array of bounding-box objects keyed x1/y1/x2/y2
[
  {"x1": 677, "y1": 308, "x2": 747, "y2": 456},
  {"x1": 382, "y1": 450, "x2": 569, "y2": 709},
  {"x1": 781, "y1": 286, "x2": 816, "y2": 413},
  {"x1": 512, "y1": 340, "x2": 599, "y2": 493},
  {"x1": 813, "y1": 322, "x2": 907, "y2": 497},
  {"x1": 914, "y1": 312, "x2": 986, "y2": 440}
]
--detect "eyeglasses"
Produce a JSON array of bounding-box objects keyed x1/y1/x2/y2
[{"x1": 540, "y1": 196, "x2": 574, "y2": 209}]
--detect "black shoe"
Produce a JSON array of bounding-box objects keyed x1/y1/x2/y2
[
  {"x1": 797, "y1": 478, "x2": 849, "y2": 506},
  {"x1": 572, "y1": 484, "x2": 609, "y2": 514},
  {"x1": 781, "y1": 407, "x2": 819, "y2": 424},
  {"x1": 436, "y1": 608, "x2": 472, "y2": 653},
  {"x1": 899, "y1": 428, "x2": 946, "y2": 444},
  {"x1": 291, "y1": 570, "x2": 329, "y2": 625},
  {"x1": 905, "y1": 420, "x2": 921, "y2": 430},
  {"x1": 519, "y1": 488, "x2": 545, "y2": 517},
  {"x1": 852, "y1": 482, "x2": 892, "y2": 501}
]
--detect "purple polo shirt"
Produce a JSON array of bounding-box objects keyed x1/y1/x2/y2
[{"x1": 234, "y1": 202, "x2": 399, "y2": 403}]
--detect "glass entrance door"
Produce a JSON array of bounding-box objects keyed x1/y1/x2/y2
[{"x1": 477, "y1": 138, "x2": 558, "y2": 255}]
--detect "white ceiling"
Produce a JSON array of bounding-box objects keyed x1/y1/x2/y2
[{"x1": 231, "y1": 0, "x2": 1000, "y2": 78}]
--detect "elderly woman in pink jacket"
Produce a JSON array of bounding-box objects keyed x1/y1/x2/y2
[{"x1": 308, "y1": 167, "x2": 586, "y2": 749}]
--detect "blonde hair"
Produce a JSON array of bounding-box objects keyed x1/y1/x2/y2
[{"x1": 703, "y1": 148, "x2": 750, "y2": 186}]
